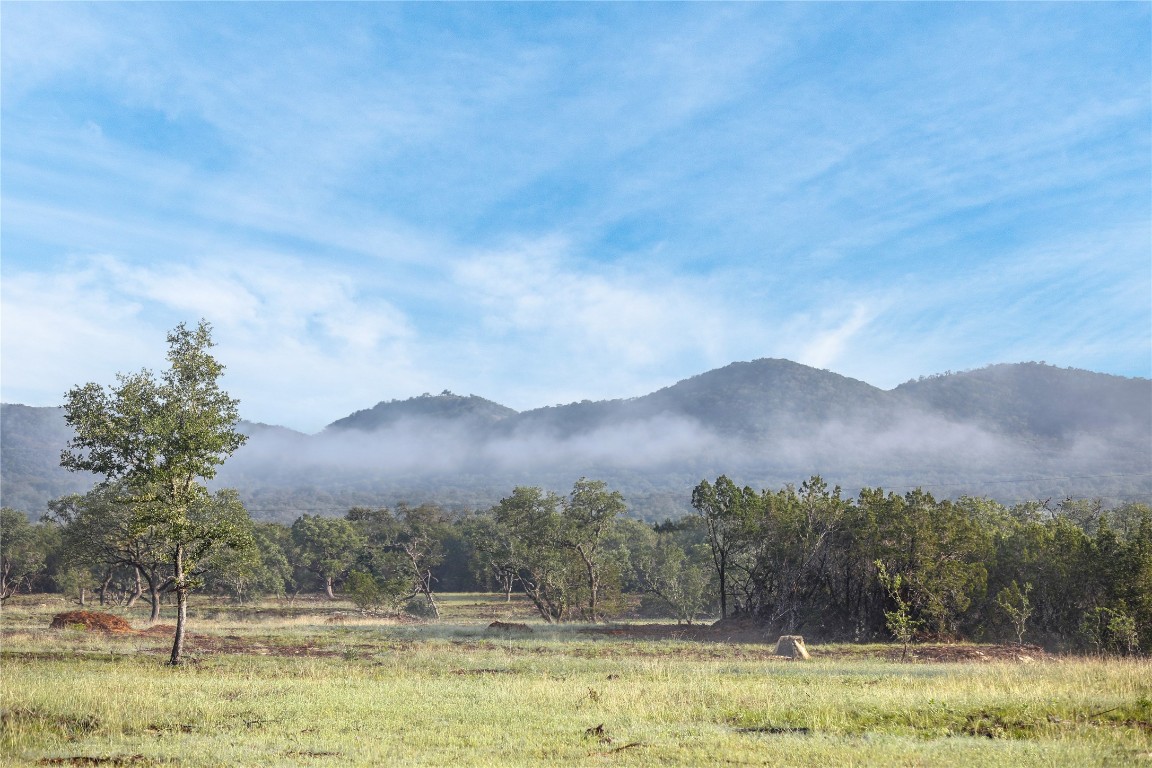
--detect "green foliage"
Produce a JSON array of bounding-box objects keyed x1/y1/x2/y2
[
  {"x1": 344, "y1": 570, "x2": 386, "y2": 613},
  {"x1": 875, "y1": 561, "x2": 922, "y2": 660},
  {"x1": 752, "y1": 476, "x2": 851, "y2": 630},
  {"x1": 60, "y1": 321, "x2": 247, "y2": 495},
  {"x1": 57, "y1": 320, "x2": 252, "y2": 664},
  {"x1": 1, "y1": 508, "x2": 50, "y2": 600},
  {"x1": 691, "y1": 476, "x2": 758, "y2": 619},
  {"x1": 47, "y1": 483, "x2": 173, "y2": 620},
  {"x1": 53, "y1": 563, "x2": 101, "y2": 606},
  {"x1": 346, "y1": 503, "x2": 451, "y2": 618},
  {"x1": 490, "y1": 486, "x2": 577, "y2": 623},
  {"x1": 1080, "y1": 606, "x2": 1140, "y2": 656},
  {"x1": 473, "y1": 480, "x2": 633, "y2": 623},
  {"x1": 291, "y1": 514, "x2": 364, "y2": 598},
  {"x1": 996, "y1": 581, "x2": 1033, "y2": 646},
  {"x1": 203, "y1": 519, "x2": 290, "y2": 604},
  {"x1": 11, "y1": 450, "x2": 1151, "y2": 653},
  {"x1": 628, "y1": 518, "x2": 714, "y2": 623},
  {"x1": 403, "y1": 595, "x2": 439, "y2": 619},
  {"x1": 563, "y1": 478, "x2": 627, "y2": 621}
]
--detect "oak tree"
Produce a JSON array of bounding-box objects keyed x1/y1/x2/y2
[{"x1": 60, "y1": 320, "x2": 252, "y2": 664}]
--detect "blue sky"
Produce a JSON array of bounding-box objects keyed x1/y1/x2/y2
[{"x1": 2, "y1": 2, "x2": 1149, "y2": 432}]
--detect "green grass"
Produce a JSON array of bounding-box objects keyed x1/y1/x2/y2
[{"x1": 2, "y1": 595, "x2": 1149, "y2": 766}]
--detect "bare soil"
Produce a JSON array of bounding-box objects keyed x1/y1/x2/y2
[
  {"x1": 885, "y1": 643, "x2": 1047, "y2": 663},
  {"x1": 487, "y1": 620, "x2": 533, "y2": 633},
  {"x1": 583, "y1": 617, "x2": 775, "y2": 644},
  {"x1": 48, "y1": 612, "x2": 134, "y2": 634},
  {"x1": 583, "y1": 619, "x2": 1048, "y2": 662},
  {"x1": 43, "y1": 610, "x2": 1048, "y2": 663}
]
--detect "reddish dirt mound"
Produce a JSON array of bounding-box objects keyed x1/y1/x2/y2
[
  {"x1": 488, "y1": 621, "x2": 533, "y2": 633},
  {"x1": 49, "y1": 611, "x2": 134, "y2": 634},
  {"x1": 134, "y1": 624, "x2": 176, "y2": 638}
]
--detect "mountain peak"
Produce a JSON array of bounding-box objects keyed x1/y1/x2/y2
[{"x1": 324, "y1": 391, "x2": 518, "y2": 432}]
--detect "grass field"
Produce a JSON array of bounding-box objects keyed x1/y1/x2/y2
[{"x1": 2, "y1": 594, "x2": 1149, "y2": 767}]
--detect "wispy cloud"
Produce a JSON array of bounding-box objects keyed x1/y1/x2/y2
[
  {"x1": 0, "y1": 253, "x2": 422, "y2": 430},
  {"x1": 2, "y1": 3, "x2": 1147, "y2": 430}
]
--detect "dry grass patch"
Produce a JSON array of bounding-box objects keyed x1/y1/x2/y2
[{"x1": 2, "y1": 595, "x2": 1150, "y2": 767}]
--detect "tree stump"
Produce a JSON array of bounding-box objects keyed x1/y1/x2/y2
[{"x1": 774, "y1": 634, "x2": 810, "y2": 659}]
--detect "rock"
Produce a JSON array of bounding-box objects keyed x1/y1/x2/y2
[{"x1": 773, "y1": 634, "x2": 810, "y2": 659}]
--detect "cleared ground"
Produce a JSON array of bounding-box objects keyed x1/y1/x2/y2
[{"x1": 2, "y1": 594, "x2": 1149, "y2": 767}]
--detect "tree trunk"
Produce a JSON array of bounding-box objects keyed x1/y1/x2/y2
[
  {"x1": 125, "y1": 568, "x2": 143, "y2": 609},
  {"x1": 495, "y1": 567, "x2": 515, "y2": 602},
  {"x1": 325, "y1": 576, "x2": 336, "y2": 600},
  {"x1": 98, "y1": 568, "x2": 113, "y2": 606},
  {"x1": 78, "y1": 586, "x2": 87, "y2": 606},
  {"x1": 420, "y1": 571, "x2": 440, "y2": 619},
  {"x1": 520, "y1": 581, "x2": 557, "y2": 624},
  {"x1": 588, "y1": 566, "x2": 599, "y2": 622},
  {"x1": 574, "y1": 544, "x2": 600, "y2": 622},
  {"x1": 718, "y1": 559, "x2": 728, "y2": 619},
  {"x1": 1, "y1": 563, "x2": 13, "y2": 601},
  {"x1": 170, "y1": 545, "x2": 188, "y2": 666},
  {"x1": 147, "y1": 574, "x2": 162, "y2": 623}
]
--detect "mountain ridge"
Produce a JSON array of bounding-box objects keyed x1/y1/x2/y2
[{"x1": 4, "y1": 359, "x2": 1149, "y2": 521}]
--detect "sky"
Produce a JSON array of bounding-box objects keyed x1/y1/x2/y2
[{"x1": 2, "y1": 2, "x2": 1149, "y2": 433}]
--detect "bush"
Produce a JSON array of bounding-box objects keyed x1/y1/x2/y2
[
  {"x1": 1080, "y1": 606, "x2": 1140, "y2": 656},
  {"x1": 345, "y1": 571, "x2": 385, "y2": 613},
  {"x1": 403, "y1": 595, "x2": 437, "y2": 619}
]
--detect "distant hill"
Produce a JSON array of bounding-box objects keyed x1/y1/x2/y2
[
  {"x1": 0, "y1": 404, "x2": 96, "y2": 514},
  {"x1": 4, "y1": 360, "x2": 1149, "y2": 522},
  {"x1": 326, "y1": 391, "x2": 517, "y2": 432},
  {"x1": 501, "y1": 359, "x2": 896, "y2": 440},
  {"x1": 893, "y1": 363, "x2": 1151, "y2": 441}
]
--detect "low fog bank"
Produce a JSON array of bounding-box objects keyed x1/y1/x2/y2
[
  {"x1": 215, "y1": 410, "x2": 1151, "y2": 521},
  {"x1": 6, "y1": 357, "x2": 1149, "y2": 521}
]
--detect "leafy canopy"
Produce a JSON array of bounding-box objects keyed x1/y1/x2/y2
[{"x1": 60, "y1": 320, "x2": 247, "y2": 504}]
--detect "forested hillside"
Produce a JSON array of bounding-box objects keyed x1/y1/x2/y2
[
  {"x1": 0, "y1": 405, "x2": 96, "y2": 513},
  {"x1": 3, "y1": 360, "x2": 1149, "y2": 520}
]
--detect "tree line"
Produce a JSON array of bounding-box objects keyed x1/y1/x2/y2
[{"x1": 4, "y1": 475, "x2": 1148, "y2": 654}]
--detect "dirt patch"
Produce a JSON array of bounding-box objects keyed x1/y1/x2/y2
[
  {"x1": 736, "y1": 726, "x2": 812, "y2": 735},
  {"x1": 583, "y1": 622, "x2": 1048, "y2": 662},
  {"x1": 143, "y1": 634, "x2": 350, "y2": 658},
  {"x1": 43, "y1": 618, "x2": 333, "y2": 658},
  {"x1": 811, "y1": 643, "x2": 1048, "y2": 663},
  {"x1": 583, "y1": 618, "x2": 772, "y2": 644},
  {"x1": 487, "y1": 621, "x2": 533, "y2": 633},
  {"x1": 49, "y1": 612, "x2": 134, "y2": 634},
  {"x1": 38, "y1": 757, "x2": 158, "y2": 766},
  {"x1": 897, "y1": 644, "x2": 1047, "y2": 663},
  {"x1": 134, "y1": 625, "x2": 177, "y2": 638},
  {"x1": 451, "y1": 667, "x2": 515, "y2": 675}
]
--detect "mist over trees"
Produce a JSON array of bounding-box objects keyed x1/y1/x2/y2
[{"x1": 5, "y1": 360, "x2": 1150, "y2": 521}]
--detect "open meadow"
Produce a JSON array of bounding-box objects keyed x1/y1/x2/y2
[{"x1": 2, "y1": 594, "x2": 1149, "y2": 767}]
